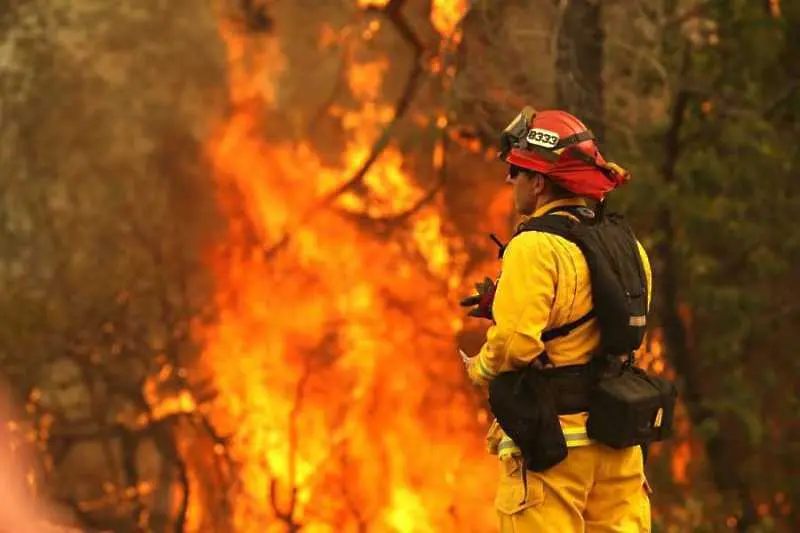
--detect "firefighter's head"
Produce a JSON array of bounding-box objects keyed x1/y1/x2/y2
[
  {"x1": 506, "y1": 165, "x2": 577, "y2": 216},
  {"x1": 498, "y1": 107, "x2": 631, "y2": 214}
]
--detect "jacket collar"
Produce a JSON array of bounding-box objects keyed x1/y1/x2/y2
[{"x1": 526, "y1": 197, "x2": 588, "y2": 222}]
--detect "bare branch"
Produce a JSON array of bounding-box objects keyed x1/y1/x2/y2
[
  {"x1": 262, "y1": 0, "x2": 427, "y2": 257},
  {"x1": 334, "y1": 175, "x2": 445, "y2": 228},
  {"x1": 317, "y1": 1, "x2": 424, "y2": 204},
  {"x1": 120, "y1": 432, "x2": 145, "y2": 530},
  {"x1": 174, "y1": 454, "x2": 190, "y2": 533}
]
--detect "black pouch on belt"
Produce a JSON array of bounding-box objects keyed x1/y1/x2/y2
[
  {"x1": 587, "y1": 362, "x2": 678, "y2": 448},
  {"x1": 488, "y1": 365, "x2": 567, "y2": 472}
]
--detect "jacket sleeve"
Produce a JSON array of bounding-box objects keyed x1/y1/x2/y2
[{"x1": 468, "y1": 232, "x2": 557, "y2": 386}]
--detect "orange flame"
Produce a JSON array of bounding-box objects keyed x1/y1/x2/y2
[
  {"x1": 199, "y1": 3, "x2": 705, "y2": 530},
  {"x1": 200, "y1": 11, "x2": 495, "y2": 533},
  {"x1": 431, "y1": 0, "x2": 470, "y2": 36}
]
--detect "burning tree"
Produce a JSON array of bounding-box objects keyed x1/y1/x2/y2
[
  {"x1": 0, "y1": 0, "x2": 234, "y2": 530},
  {"x1": 1, "y1": 0, "x2": 799, "y2": 531},
  {"x1": 202, "y1": 1, "x2": 500, "y2": 531}
]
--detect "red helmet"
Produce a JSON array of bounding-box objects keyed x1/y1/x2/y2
[{"x1": 498, "y1": 107, "x2": 630, "y2": 201}]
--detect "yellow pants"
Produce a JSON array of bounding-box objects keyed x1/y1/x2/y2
[{"x1": 495, "y1": 444, "x2": 651, "y2": 533}]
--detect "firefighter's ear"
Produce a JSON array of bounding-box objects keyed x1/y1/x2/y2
[{"x1": 530, "y1": 172, "x2": 546, "y2": 195}]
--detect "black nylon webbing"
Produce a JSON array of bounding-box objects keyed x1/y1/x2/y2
[
  {"x1": 555, "y1": 129, "x2": 595, "y2": 149},
  {"x1": 519, "y1": 207, "x2": 597, "y2": 343},
  {"x1": 541, "y1": 309, "x2": 596, "y2": 342},
  {"x1": 542, "y1": 204, "x2": 592, "y2": 218}
]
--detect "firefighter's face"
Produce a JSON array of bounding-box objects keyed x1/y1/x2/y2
[{"x1": 507, "y1": 166, "x2": 545, "y2": 216}]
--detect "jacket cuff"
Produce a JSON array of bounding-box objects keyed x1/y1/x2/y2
[{"x1": 467, "y1": 353, "x2": 496, "y2": 386}]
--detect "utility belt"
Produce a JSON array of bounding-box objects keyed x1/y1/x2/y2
[
  {"x1": 488, "y1": 354, "x2": 678, "y2": 473},
  {"x1": 537, "y1": 360, "x2": 596, "y2": 414}
]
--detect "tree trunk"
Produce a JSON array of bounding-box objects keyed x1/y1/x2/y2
[
  {"x1": 554, "y1": 0, "x2": 605, "y2": 141},
  {"x1": 656, "y1": 45, "x2": 757, "y2": 532}
]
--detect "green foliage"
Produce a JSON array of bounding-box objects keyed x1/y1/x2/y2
[{"x1": 605, "y1": 1, "x2": 800, "y2": 529}]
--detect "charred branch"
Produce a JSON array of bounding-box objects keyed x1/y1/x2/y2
[
  {"x1": 262, "y1": 231, "x2": 291, "y2": 260},
  {"x1": 262, "y1": 0, "x2": 427, "y2": 257},
  {"x1": 235, "y1": 0, "x2": 274, "y2": 33},
  {"x1": 320, "y1": 0, "x2": 424, "y2": 205},
  {"x1": 270, "y1": 478, "x2": 302, "y2": 532},
  {"x1": 120, "y1": 432, "x2": 145, "y2": 530},
  {"x1": 192, "y1": 413, "x2": 232, "y2": 449},
  {"x1": 138, "y1": 419, "x2": 191, "y2": 533},
  {"x1": 174, "y1": 452, "x2": 190, "y2": 533},
  {"x1": 53, "y1": 320, "x2": 230, "y2": 531},
  {"x1": 333, "y1": 176, "x2": 445, "y2": 230}
]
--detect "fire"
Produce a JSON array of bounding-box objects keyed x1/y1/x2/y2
[
  {"x1": 637, "y1": 328, "x2": 671, "y2": 378},
  {"x1": 636, "y1": 329, "x2": 701, "y2": 490},
  {"x1": 355, "y1": 0, "x2": 469, "y2": 36},
  {"x1": 430, "y1": 0, "x2": 470, "y2": 36},
  {"x1": 357, "y1": 0, "x2": 390, "y2": 8},
  {"x1": 196, "y1": 2, "x2": 703, "y2": 531},
  {"x1": 199, "y1": 5, "x2": 495, "y2": 532}
]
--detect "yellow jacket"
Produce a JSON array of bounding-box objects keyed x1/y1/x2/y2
[{"x1": 468, "y1": 198, "x2": 652, "y2": 454}]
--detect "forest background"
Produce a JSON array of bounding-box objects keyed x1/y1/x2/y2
[{"x1": 0, "y1": 0, "x2": 798, "y2": 532}]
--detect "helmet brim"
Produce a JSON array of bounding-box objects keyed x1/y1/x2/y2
[{"x1": 505, "y1": 148, "x2": 557, "y2": 175}]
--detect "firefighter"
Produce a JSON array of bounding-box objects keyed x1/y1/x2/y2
[{"x1": 461, "y1": 108, "x2": 654, "y2": 532}]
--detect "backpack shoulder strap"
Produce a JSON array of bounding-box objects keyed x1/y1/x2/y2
[
  {"x1": 514, "y1": 205, "x2": 595, "y2": 240},
  {"x1": 513, "y1": 207, "x2": 596, "y2": 343}
]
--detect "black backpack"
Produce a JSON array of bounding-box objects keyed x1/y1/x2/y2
[
  {"x1": 516, "y1": 205, "x2": 648, "y2": 357},
  {"x1": 488, "y1": 205, "x2": 677, "y2": 470}
]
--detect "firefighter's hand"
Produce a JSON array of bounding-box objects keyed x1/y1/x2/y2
[
  {"x1": 459, "y1": 277, "x2": 496, "y2": 320},
  {"x1": 458, "y1": 349, "x2": 471, "y2": 370},
  {"x1": 459, "y1": 348, "x2": 490, "y2": 387}
]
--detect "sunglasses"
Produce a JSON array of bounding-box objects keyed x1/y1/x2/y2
[{"x1": 508, "y1": 165, "x2": 529, "y2": 180}]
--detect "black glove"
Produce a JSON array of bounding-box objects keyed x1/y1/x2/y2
[{"x1": 460, "y1": 277, "x2": 497, "y2": 320}]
